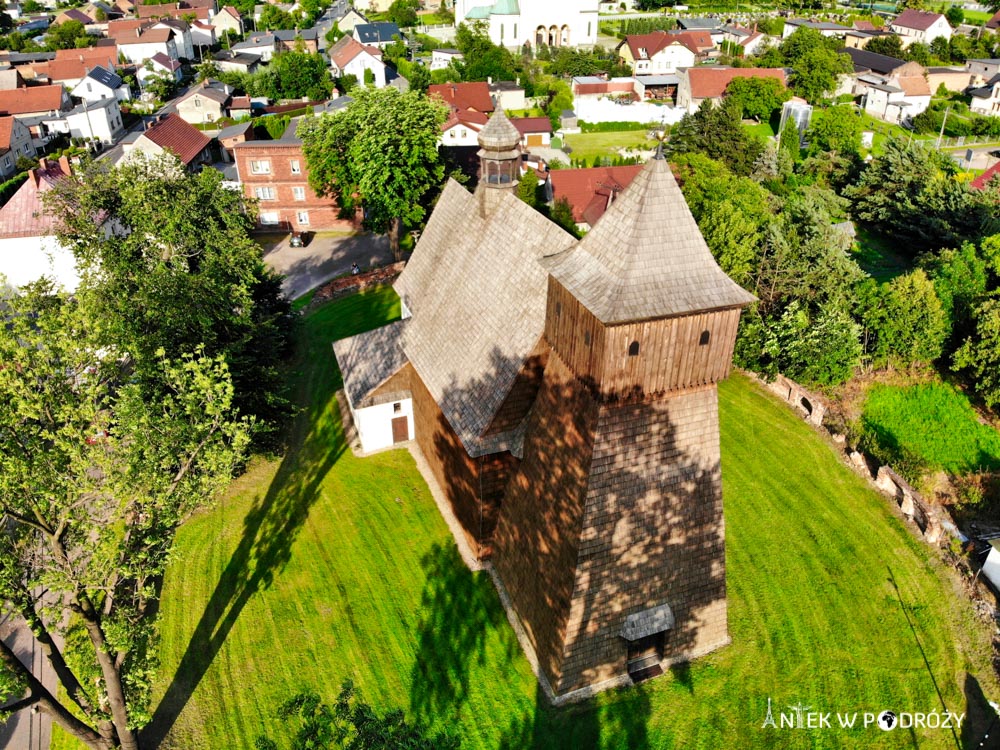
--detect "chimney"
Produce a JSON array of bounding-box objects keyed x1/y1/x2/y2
[
  {"x1": 136, "y1": 27, "x2": 141, "y2": 36},
  {"x1": 58, "y1": 154, "x2": 72, "y2": 176},
  {"x1": 27, "y1": 168, "x2": 38, "y2": 186},
  {"x1": 487, "y1": 75, "x2": 492, "y2": 85},
  {"x1": 38, "y1": 157, "x2": 50, "y2": 171}
]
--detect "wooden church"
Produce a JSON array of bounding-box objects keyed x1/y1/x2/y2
[{"x1": 333, "y1": 109, "x2": 755, "y2": 700}]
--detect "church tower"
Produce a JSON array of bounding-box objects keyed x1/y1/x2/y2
[
  {"x1": 475, "y1": 108, "x2": 522, "y2": 215},
  {"x1": 491, "y1": 152, "x2": 755, "y2": 699}
]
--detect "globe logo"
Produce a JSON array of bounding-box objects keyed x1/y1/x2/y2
[{"x1": 877, "y1": 711, "x2": 897, "y2": 731}]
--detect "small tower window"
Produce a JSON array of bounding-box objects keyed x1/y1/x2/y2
[
  {"x1": 555, "y1": 302, "x2": 562, "y2": 317},
  {"x1": 699, "y1": 330, "x2": 711, "y2": 346},
  {"x1": 628, "y1": 341, "x2": 640, "y2": 357},
  {"x1": 583, "y1": 330, "x2": 591, "y2": 346}
]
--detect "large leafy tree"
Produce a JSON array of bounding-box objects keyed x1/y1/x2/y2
[
  {"x1": 666, "y1": 98, "x2": 765, "y2": 176},
  {"x1": 254, "y1": 50, "x2": 333, "y2": 101},
  {"x1": 0, "y1": 282, "x2": 250, "y2": 750},
  {"x1": 860, "y1": 269, "x2": 950, "y2": 368},
  {"x1": 724, "y1": 76, "x2": 790, "y2": 121},
  {"x1": 954, "y1": 294, "x2": 1000, "y2": 408},
  {"x1": 806, "y1": 104, "x2": 864, "y2": 156},
  {"x1": 778, "y1": 27, "x2": 852, "y2": 103},
  {"x1": 298, "y1": 86, "x2": 447, "y2": 259},
  {"x1": 45, "y1": 154, "x2": 294, "y2": 446}
]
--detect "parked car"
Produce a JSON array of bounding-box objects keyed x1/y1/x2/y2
[{"x1": 290, "y1": 230, "x2": 312, "y2": 247}]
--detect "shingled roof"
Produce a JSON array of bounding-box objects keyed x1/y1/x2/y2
[
  {"x1": 428, "y1": 82, "x2": 494, "y2": 113},
  {"x1": 140, "y1": 113, "x2": 210, "y2": 165},
  {"x1": 542, "y1": 153, "x2": 755, "y2": 323},
  {"x1": 333, "y1": 319, "x2": 409, "y2": 408},
  {"x1": 892, "y1": 8, "x2": 946, "y2": 31},
  {"x1": 0, "y1": 159, "x2": 67, "y2": 238},
  {"x1": 394, "y1": 180, "x2": 577, "y2": 456}
]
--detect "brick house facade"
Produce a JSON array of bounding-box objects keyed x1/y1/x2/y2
[{"x1": 233, "y1": 119, "x2": 355, "y2": 231}]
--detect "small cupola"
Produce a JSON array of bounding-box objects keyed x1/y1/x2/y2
[{"x1": 477, "y1": 108, "x2": 522, "y2": 190}]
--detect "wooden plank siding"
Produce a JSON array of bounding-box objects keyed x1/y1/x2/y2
[{"x1": 544, "y1": 278, "x2": 743, "y2": 400}]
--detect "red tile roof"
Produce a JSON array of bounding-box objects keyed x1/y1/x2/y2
[
  {"x1": 510, "y1": 116, "x2": 551, "y2": 135},
  {"x1": 119, "y1": 27, "x2": 174, "y2": 44},
  {"x1": 623, "y1": 29, "x2": 713, "y2": 60},
  {"x1": 971, "y1": 160, "x2": 1000, "y2": 190},
  {"x1": 441, "y1": 109, "x2": 488, "y2": 132},
  {"x1": 0, "y1": 84, "x2": 67, "y2": 115},
  {"x1": 140, "y1": 114, "x2": 211, "y2": 165},
  {"x1": 107, "y1": 18, "x2": 148, "y2": 36},
  {"x1": 0, "y1": 117, "x2": 13, "y2": 154},
  {"x1": 892, "y1": 9, "x2": 946, "y2": 31},
  {"x1": 988, "y1": 10, "x2": 1000, "y2": 29},
  {"x1": 853, "y1": 20, "x2": 878, "y2": 31},
  {"x1": 57, "y1": 8, "x2": 94, "y2": 23},
  {"x1": 55, "y1": 45, "x2": 119, "y2": 65},
  {"x1": 549, "y1": 164, "x2": 643, "y2": 226},
  {"x1": 428, "y1": 82, "x2": 494, "y2": 113},
  {"x1": 687, "y1": 67, "x2": 786, "y2": 99},
  {"x1": 0, "y1": 160, "x2": 68, "y2": 238}
]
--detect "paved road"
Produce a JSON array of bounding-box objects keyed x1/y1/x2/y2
[
  {"x1": 0, "y1": 616, "x2": 56, "y2": 750},
  {"x1": 261, "y1": 231, "x2": 394, "y2": 299}
]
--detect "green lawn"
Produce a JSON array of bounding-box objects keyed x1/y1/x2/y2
[
  {"x1": 563, "y1": 130, "x2": 656, "y2": 163},
  {"x1": 51, "y1": 287, "x2": 996, "y2": 749},
  {"x1": 862, "y1": 382, "x2": 1000, "y2": 477},
  {"x1": 852, "y1": 227, "x2": 914, "y2": 283}
]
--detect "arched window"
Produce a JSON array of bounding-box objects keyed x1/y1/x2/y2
[
  {"x1": 699, "y1": 330, "x2": 710, "y2": 346},
  {"x1": 561, "y1": 25, "x2": 570, "y2": 46},
  {"x1": 536, "y1": 25, "x2": 545, "y2": 47},
  {"x1": 628, "y1": 341, "x2": 640, "y2": 356},
  {"x1": 549, "y1": 25, "x2": 558, "y2": 47}
]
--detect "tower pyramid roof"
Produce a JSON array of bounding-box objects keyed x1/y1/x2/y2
[
  {"x1": 541, "y1": 153, "x2": 756, "y2": 324},
  {"x1": 477, "y1": 107, "x2": 521, "y2": 151}
]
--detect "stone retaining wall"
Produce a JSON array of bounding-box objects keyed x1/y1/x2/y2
[{"x1": 309, "y1": 262, "x2": 406, "y2": 308}]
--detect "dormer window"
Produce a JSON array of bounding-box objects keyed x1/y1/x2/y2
[{"x1": 639, "y1": 47, "x2": 648, "y2": 59}]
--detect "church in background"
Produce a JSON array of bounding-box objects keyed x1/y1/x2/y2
[{"x1": 454, "y1": 0, "x2": 599, "y2": 50}]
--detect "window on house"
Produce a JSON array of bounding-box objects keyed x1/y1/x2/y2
[
  {"x1": 259, "y1": 211, "x2": 279, "y2": 225},
  {"x1": 393, "y1": 402, "x2": 402, "y2": 413},
  {"x1": 194, "y1": 97, "x2": 201, "y2": 107},
  {"x1": 290, "y1": 159, "x2": 301, "y2": 173},
  {"x1": 292, "y1": 186, "x2": 306, "y2": 201},
  {"x1": 449, "y1": 129, "x2": 456, "y2": 138},
  {"x1": 296, "y1": 211, "x2": 309, "y2": 225},
  {"x1": 254, "y1": 186, "x2": 276, "y2": 200},
  {"x1": 699, "y1": 330, "x2": 710, "y2": 346},
  {"x1": 628, "y1": 341, "x2": 640, "y2": 356},
  {"x1": 86, "y1": 82, "x2": 92, "y2": 92},
  {"x1": 461, "y1": 128, "x2": 467, "y2": 137},
  {"x1": 249, "y1": 159, "x2": 270, "y2": 174}
]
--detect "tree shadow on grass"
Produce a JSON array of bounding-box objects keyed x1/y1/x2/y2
[
  {"x1": 142, "y1": 336, "x2": 349, "y2": 748},
  {"x1": 962, "y1": 672, "x2": 1000, "y2": 750}
]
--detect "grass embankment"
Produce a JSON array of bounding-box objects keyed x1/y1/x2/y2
[
  {"x1": 861, "y1": 382, "x2": 1000, "y2": 478},
  {"x1": 56, "y1": 287, "x2": 995, "y2": 750},
  {"x1": 562, "y1": 130, "x2": 656, "y2": 162}
]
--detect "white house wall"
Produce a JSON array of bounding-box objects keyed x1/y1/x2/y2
[
  {"x1": 0, "y1": 235, "x2": 79, "y2": 291},
  {"x1": 457, "y1": 0, "x2": 598, "y2": 50},
  {"x1": 355, "y1": 398, "x2": 414, "y2": 453}
]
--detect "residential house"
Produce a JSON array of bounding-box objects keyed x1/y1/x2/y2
[
  {"x1": 431, "y1": 48, "x2": 463, "y2": 71},
  {"x1": 352, "y1": 21, "x2": 402, "y2": 49},
  {"x1": 676, "y1": 67, "x2": 786, "y2": 112},
  {"x1": 25, "y1": 46, "x2": 119, "y2": 89},
  {"x1": 216, "y1": 119, "x2": 253, "y2": 161},
  {"x1": 0, "y1": 156, "x2": 79, "y2": 291},
  {"x1": 967, "y1": 58, "x2": 1000, "y2": 84},
  {"x1": 151, "y1": 18, "x2": 195, "y2": 61},
  {"x1": 988, "y1": 10, "x2": 1000, "y2": 31},
  {"x1": 212, "y1": 5, "x2": 243, "y2": 36},
  {"x1": 71, "y1": 65, "x2": 131, "y2": 103},
  {"x1": 721, "y1": 25, "x2": 767, "y2": 56},
  {"x1": 137, "y1": 52, "x2": 183, "y2": 87},
  {"x1": 233, "y1": 117, "x2": 355, "y2": 231},
  {"x1": 782, "y1": 18, "x2": 851, "y2": 39},
  {"x1": 53, "y1": 8, "x2": 94, "y2": 25},
  {"x1": 969, "y1": 75, "x2": 1000, "y2": 116},
  {"x1": 190, "y1": 20, "x2": 216, "y2": 51},
  {"x1": 440, "y1": 109, "x2": 488, "y2": 146},
  {"x1": 43, "y1": 96, "x2": 124, "y2": 145},
  {"x1": 231, "y1": 29, "x2": 318, "y2": 62},
  {"x1": 137, "y1": 1, "x2": 211, "y2": 21},
  {"x1": 328, "y1": 34, "x2": 386, "y2": 88},
  {"x1": 617, "y1": 31, "x2": 704, "y2": 75},
  {"x1": 843, "y1": 46, "x2": 913, "y2": 76},
  {"x1": 454, "y1": 0, "x2": 599, "y2": 49},
  {"x1": 859, "y1": 73, "x2": 931, "y2": 122},
  {"x1": 335, "y1": 7, "x2": 368, "y2": 33},
  {"x1": 80, "y1": 1, "x2": 118, "y2": 21},
  {"x1": 510, "y1": 116, "x2": 551, "y2": 148},
  {"x1": 890, "y1": 9, "x2": 951, "y2": 48},
  {"x1": 124, "y1": 113, "x2": 212, "y2": 167},
  {"x1": 428, "y1": 82, "x2": 494, "y2": 114},
  {"x1": 352, "y1": 0, "x2": 391, "y2": 11},
  {"x1": 0, "y1": 84, "x2": 71, "y2": 122},
  {"x1": 174, "y1": 79, "x2": 233, "y2": 124},
  {"x1": 272, "y1": 27, "x2": 318, "y2": 53},
  {"x1": 116, "y1": 27, "x2": 179, "y2": 64},
  {"x1": 488, "y1": 79, "x2": 525, "y2": 110},
  {"x1": 0, "y1": 116, "x2": 34, "y2": 178},
  {"x1": 213, "y1": 49, "x2": 260, "y2": 74},
  {"x1": 548, "y1": 164, "x2": 643, "y2": 232}
]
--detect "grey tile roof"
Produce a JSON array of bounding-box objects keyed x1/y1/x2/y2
[
  {"x1": 394, "y1": 180, "x2": 577, "y2": 457},
  {"x1": 333, "y1": 319, "x2": 409, "y2": 407},
  {"x1": 354, "y1": 21, "x2": 401, "y2": 44},
  {"x1": 542, "y1": 155, "x2": 756, "y2": 324}
]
